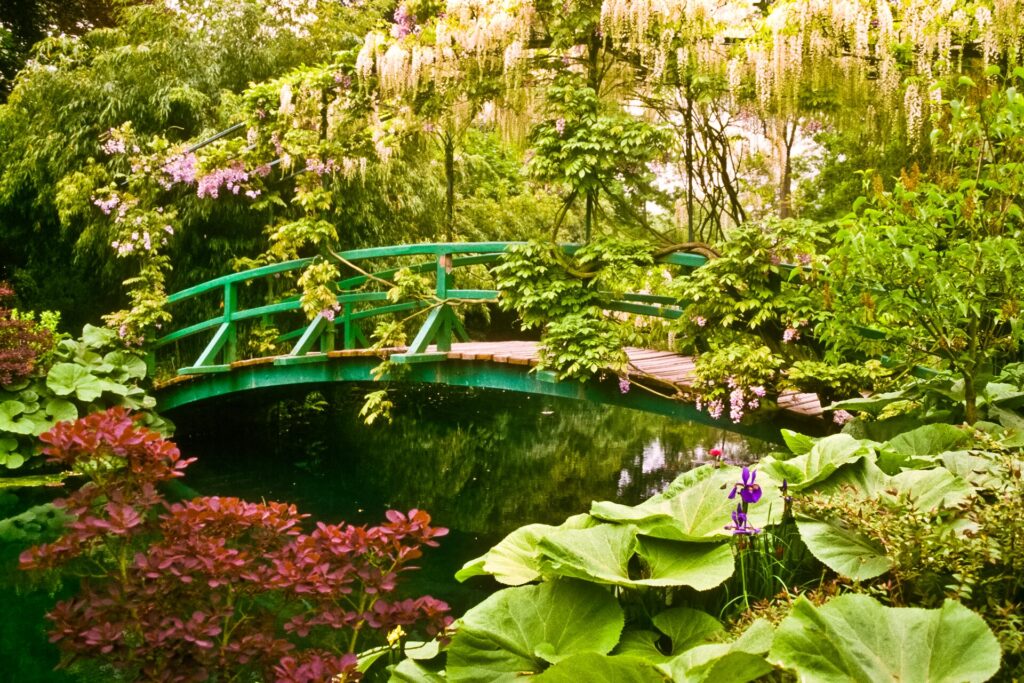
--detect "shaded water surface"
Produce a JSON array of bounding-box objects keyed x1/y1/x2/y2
[{"x1": 173, "y1": 384, "x2": 774, "y2": 611}]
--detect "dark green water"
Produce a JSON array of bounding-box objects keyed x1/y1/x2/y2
[
  {"x1": 1, "y1": 384, "x2": 773, "y2": 680},
  {"x1": 173, "y1": 384, "x2": 773, "y2": 612}
]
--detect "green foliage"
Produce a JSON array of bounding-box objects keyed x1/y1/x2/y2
[
  {"x1": 0, "y1": 323, "x2": 166, "y2": 473},
  {"x1": 826, "y1": 73, "x2": 1024, "y2": 423},
  {"x1": 769, "y1": 595, "x2": 1001, "y2": 683},
  {"x1": 493, "y1": 238, "x2": 655, "y2": 379},
  {"x1": 529, "y1": 79, "x2": 670, "y2": 238}
]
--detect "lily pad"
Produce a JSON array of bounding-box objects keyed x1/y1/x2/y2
[{"x1": 769, "y1": 595, "x2": 1000, "y2": 683}]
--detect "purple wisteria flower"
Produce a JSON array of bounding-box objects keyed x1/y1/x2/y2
[
  {"x1": 618, "y1": 376, "x2": 630, "y2": 394},
  {"x1": 729, "y1": 467, "x2": 762, "y2": 504}
]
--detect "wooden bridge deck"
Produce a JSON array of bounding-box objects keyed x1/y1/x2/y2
[{"x1": 157, "y1": 340, "x2": 824, "y2": 419}]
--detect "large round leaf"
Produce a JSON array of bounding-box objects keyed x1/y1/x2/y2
[
  {"x1": 456, "y1": 514, "x2": 595, "y2": 586},
  {"x1": 535, "y1": 653, "x2": 666, "y2": 682},
  {"x1": 795, "y1": 515, "x2": 892, "y2": 581},
  {"x1": 658, "y1": 618, "x2": 774, "y2": 683},
  {"x1": 0, "y1": 400, "x2": 35, "y2": 435},
  {"x1": 590, "y1": 466, "x2": 783, "y2": 541},
  {"x1": 769, "y1": 595, "x2": 1001, "y2": 683},
  {"x1": 535, "y1": 525, "x2": 734, "y2": 590},
  {"x1": 758, "y1": 434, "x2": 873, "y2": 491},
  {"x1": 446, "y1": 579, "x2": 624, "y2": 682},
  {"x1": 46, "y1": 363, "x2": 104, "y2": 401}
]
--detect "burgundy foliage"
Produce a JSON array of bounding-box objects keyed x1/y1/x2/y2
[
  {"x1": 0, "y1": 283, "x2": 53, "y2": 384},
  {"x1": 20, "y1": 408, "x2": 453, "y2": 682}
]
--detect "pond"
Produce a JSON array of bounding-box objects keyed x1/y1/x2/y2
[
  {"x1": 2, "y1": 384, "x2": 774, "y2": 680},
  {"x1": 173, "y1": 384, "x2": 774, "y2": 613}
]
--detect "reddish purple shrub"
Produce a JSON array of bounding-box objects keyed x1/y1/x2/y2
[
  {"x1": 0, "y1": 283, "x2": 54, "y2": 384},
  {"x1": 20, "y1": 408, "x2": 452, "y2": 682}
]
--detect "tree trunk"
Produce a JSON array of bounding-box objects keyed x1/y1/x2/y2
[
  {"x1": 684, "y1": 74, "x2": 695, "y2": 242},
  {"x1": 777, "y1": 119, "x2": 797, "y2": 219},
  {"x1": 444, "y1": 133, "x2": 455, "y2": 242},
  {"x1": 585, "y1": 191, "x2": 596, "y2": 241},
  {"x1": 963, "y1": 371, "x2": 978, "y2": 425}
]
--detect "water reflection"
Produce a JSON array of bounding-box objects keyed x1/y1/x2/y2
[{"x1": 174, "y1": 384, "x2": 773, "y2": 535}]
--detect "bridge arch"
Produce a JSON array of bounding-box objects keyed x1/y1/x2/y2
[{"x1": 151, "y1": 243, "x2": 825, "y2": 442}]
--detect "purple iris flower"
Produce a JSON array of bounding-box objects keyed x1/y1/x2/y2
[
  {"x1": 729, "y1": 467, "x2": 762, "y2": 504},
  {"x1": 726, "y1": 503, "x2": 760, "y2": 535}
]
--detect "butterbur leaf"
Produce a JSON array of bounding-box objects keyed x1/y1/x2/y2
[
  {"x1": 536, "y1": 525, "x2": 734, "y2": 590},
  {"x1": 103, "y1": 351, "x2": 147, "y2": 380},
  {"x1": 0, "y1": 400, "x2": 34, "y2": 435},
  {"x1": 391, "y1": 658, "x2": 447, "y2": 682},
  {"x1": 457, "y1": 515, "x2": 594, "y2": 586},
  {"x1": 46, "y1": 363, "x2": 104, "y2": 401},
  {"x1": 757, "y1": 434, "x2": 871, "y2": 491},
  {"x1": 780, "y1": 429, "x2": 815, "y2": 455},
  {"x1": 446, "y1": 579, "x2": 624, "y2": 680},
  {"x1": 657, "y1": 619, "x2": 773, "y2": 683},
  {"x1": 591, "y1": 466, "x2": 782, "y2": 541},
  {"x1": 795, "y1": 515, "x2": 892, "y2": 581},
  {"x1": 534, "y1": 653, "x2": 665, "y2": 682},
  {"x1": 651, "y1": 608, "x2": 724, "y2": 653},
  {"x1": 769, "y1": 595, "x2": 1001, "y2": 683}
]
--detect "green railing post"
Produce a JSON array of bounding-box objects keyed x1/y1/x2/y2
[
  {"x1": 223, "y1": 282, "x2": 237, "y2": 363},
  {"x1": 342, "y1": 303, "x2": 357, "y2": 350},
  {"x1": 320, "y1": 319, "x2": 336, "y2": 353},
  {"x1": 436, "y1": 253, "x2": 452, "y2": 352}
]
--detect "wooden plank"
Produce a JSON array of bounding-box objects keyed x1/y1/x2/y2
[{"x1": 230, "y1": 356, "x2": 277, "y2": 368}]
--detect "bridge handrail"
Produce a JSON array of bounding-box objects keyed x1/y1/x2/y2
[{"x1": 151, "y1": 242, "x2": 708, "y2": 371}]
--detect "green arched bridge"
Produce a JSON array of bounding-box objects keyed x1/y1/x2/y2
[{"x1": 150, "y1": 242, "x2": 825, "y2": 441}]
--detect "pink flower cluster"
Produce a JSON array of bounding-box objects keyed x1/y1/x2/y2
[
  {"x1": 159, "y1": 152, "x2": 198, "y2": 189},
  {"x1": 197, "y1": 163, "x2": 250, "y2": 198},
  {"x1": 94, "y1": 195, "x2": 120, "y2": 215},
  {"x1": 698, "y1": 381, "x2": 767, "y2": 423},
  {"x1": 305, "y1": 157, "x2": 339, "y2": 176},
  {"x1": 102, "y1": 130, "x2": 127, "y2": 155}
]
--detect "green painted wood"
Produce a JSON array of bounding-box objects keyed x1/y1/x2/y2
[
  {"x1": 222, "y1": 283, "x2": 238, "y2": 363},
  {"x1": 389, "y1": 352, "x2": 450, "y2": 364},
  {"x1": 153, "y1": 317, "x2": 224, "y2": 348},
  {"x1": 194, "y1": 322, "x2": 233, "y2": 367},
  {"x1": 178, "y1": 363, "x2": 231, "y2": 375},
  {"x1": 604, "y1": 301, "x2": 684, "y2": 319},
  {"x1": 167, "y1": 258, "x2": 311, "y2": 303},
  {"x1": 402, "y1": 306, "x2": 447, "y2": 356},
  {"x1": 273, "y1": 353, "x2": 329, "y2": 366},
  {"x1": 348, "y1": 301, "x2": 425, "y2": 322},
  {"x1": 154, "y1": 356, "x2": 801, "y2": 443},
  {"x1": 289, "y1": 314, "x2": 330, "y2": 357}
]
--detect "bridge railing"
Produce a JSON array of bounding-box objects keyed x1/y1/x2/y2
[{"x1": 150, "y1": 242, "x2": 710, "y2": 377}]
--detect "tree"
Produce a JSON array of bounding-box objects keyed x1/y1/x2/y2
[{"x1": 826, "y1": 71, "x2": 1024, "y2": 423}]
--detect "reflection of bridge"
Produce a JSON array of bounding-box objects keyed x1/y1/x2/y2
[{"x1": 151, "y1": 242, "x2": 824, "y2": 440}]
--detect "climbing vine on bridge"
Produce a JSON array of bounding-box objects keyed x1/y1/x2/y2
[{"x1": 493, "y1": 238, "x2": 657, "y2": 380}]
